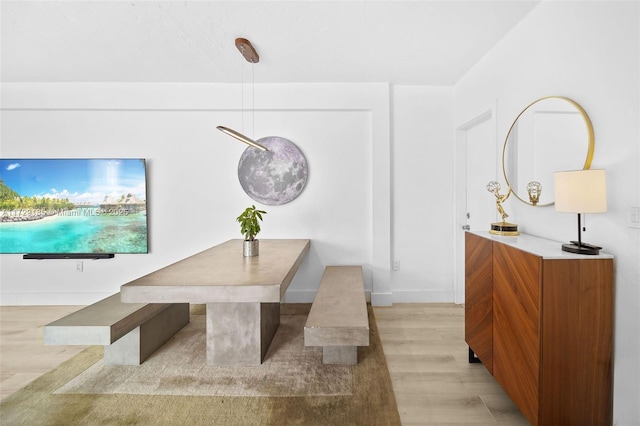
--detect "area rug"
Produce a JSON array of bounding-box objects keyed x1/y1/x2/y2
[{"x1": 0, "y1": 304, "x2": 400, "y2": 425}]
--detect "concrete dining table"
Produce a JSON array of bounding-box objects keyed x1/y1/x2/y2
[{"x1": 120, "y1": 239, "x2": 310, "y2": 365}]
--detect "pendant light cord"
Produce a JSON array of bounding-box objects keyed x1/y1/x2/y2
[
  {"x1": 241, "y1": 55, "x2": 244, "y2": 134},
  {"x1": 216, "y1": 38, "x2": 267, "y2": 152},
  {"x1": 252, "y1": 62, "x2": 255, "y2": 140},
  {"x1": 241, "y1": 55, "x2": 256, "y2": 139}
]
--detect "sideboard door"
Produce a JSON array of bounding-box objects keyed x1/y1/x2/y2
[
  {"x1": 464, "y1": 232, "x2": 493, "y2": 372},
  {"x1": 539, "y1": 258, "x2": 614, "y2": 425},
  {"x1": 492, "y1": 242, "x2": 541, "y2": 425}
]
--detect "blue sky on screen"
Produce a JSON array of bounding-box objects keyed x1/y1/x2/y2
[{"x1": 0, "y1": 159, "x2": 147, "y2": 204}]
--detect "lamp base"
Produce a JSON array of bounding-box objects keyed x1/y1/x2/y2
[
  {"x1": 561, "y1": 241, "x2": 602, "y2": 255},
  {"x1": 489, "y1": 222, "x2": 519, "y2": 236}
]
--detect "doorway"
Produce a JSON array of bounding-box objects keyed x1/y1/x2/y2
[{"x1": 454, "y1": 108, "x2": 497, "y2": 303}]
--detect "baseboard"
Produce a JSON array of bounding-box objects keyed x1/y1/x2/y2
[
  {"x1": 391, "y1": 290, "x2": 455, "y2": 304},
  {"x1": 0, "y1": 290, "x2": 452, "y2": 306},
  {"x1": 370, "y1": 292, "x2": 393, "y2": 306},
  {"x1": 0, "y1": 292, "x2": 115, "y2": 306}
]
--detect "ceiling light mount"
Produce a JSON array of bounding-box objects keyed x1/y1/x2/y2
[{"x1": 235, "y1": 38, "x2": 259, "y2": 63}]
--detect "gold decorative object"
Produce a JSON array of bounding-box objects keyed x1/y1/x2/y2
[
  {"x1": 527, "y1": 181, "x2": 541, "y2": 206},
  {"x1": 486, "y1": 181, "x2": 519, "y2": 236}
]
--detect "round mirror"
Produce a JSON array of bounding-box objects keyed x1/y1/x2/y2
[{"x1": 502, "y1": 96, "x2": 594, "y2": 206}]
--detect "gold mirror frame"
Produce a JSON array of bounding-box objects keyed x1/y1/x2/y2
[{"x1": 502, "y1": 96, "x2": 595, "y2": 206}]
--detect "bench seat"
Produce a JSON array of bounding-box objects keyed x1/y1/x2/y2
[
  {"x1": 43, "y1": 293, "x2": 189, "y2": 365},
  {"x1": 304, "y1": 265, "x2": 369, "y2": 364}
]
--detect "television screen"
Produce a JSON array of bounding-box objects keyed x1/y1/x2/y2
[{"x1": 0, "y1": 159, "x2": 148, "y2": 255}]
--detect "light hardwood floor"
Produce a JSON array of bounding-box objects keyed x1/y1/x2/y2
[
  {"x1": 374, "y1": 304, "x2": 527, "y2": 425},
  {"x1": 0, "y1": 303, "x2": 527, "y2": 425}
]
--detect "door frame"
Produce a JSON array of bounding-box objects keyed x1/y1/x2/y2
[{"x1": 453, "y1": 105, "x2": 496, "y2": 304}]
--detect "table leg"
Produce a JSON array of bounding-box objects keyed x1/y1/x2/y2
[{"x1": 205, "y1": 302, "x2": 280, "y2": 365}]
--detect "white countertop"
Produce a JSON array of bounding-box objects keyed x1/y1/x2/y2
[{"x1": 470, "y1": 231, "x2": 613, "y2": 260}]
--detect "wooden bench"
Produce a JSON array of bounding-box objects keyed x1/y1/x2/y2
[
  {"x1": 43, "y1": 293, "x2": 189, "y2": 365},
  {"x1": 304, "y1": 265, "x2": 369, "y2": 364}
]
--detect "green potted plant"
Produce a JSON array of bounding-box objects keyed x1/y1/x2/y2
[{"x1": 236, "y1": 205, "x2": 267, "y2": 257}]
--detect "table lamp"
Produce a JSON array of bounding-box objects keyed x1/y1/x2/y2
[{"x1": 554, "y1": 169, "x2": 607, "y2": 255}]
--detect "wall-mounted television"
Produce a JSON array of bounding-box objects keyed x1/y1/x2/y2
[{"x1": 0, "y1": 159, "x2": 148, "y2": 258}]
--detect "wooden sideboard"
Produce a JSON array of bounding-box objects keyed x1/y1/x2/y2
[{"x1": 465, "y1": 231, "x2": 613, "y2": 425}]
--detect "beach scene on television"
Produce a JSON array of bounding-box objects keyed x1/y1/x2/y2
[{"x1": 0, "y1": 159, "x2": 148, "y2": 254}]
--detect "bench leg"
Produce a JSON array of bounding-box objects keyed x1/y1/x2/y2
[
  {"x1": 323, "y1": 346, "x2": 357, "y2": 365},
  {"x1": 104, "y1": 327, "x2": 142, "y2": 365},
  {"x1": 103, "y1": 303, "x2": 189, "y2": 365}
]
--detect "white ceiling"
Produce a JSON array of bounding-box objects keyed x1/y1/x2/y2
[{"x1": 1, "y1": 1, "x2": 540, "y2": 85}]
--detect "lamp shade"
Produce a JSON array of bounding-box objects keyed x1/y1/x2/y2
[{"x1": 554, "y1": 169, "x2": 607, "y2": 213}]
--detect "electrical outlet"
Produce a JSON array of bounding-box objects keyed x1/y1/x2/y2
[
  {"x1": 393, "y1": 260, "x2": 400, "y2": 271},
  {"x1": 76, "y1": 261, "x2": 83, "y2": 272}
]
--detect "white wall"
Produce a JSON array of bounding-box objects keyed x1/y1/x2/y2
[
  {"x1": 0, "y1": 83, "x2": 392, "y2": 305},
  {"x1": 453, "y1": 2, "x2": 640, "y2": 424},
  {"x1": 391, "y1": 86, "x2": 455, "y2": 302},
  {"x1": 0, "y1": 83, "x2": 456, "y2": 307}
]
